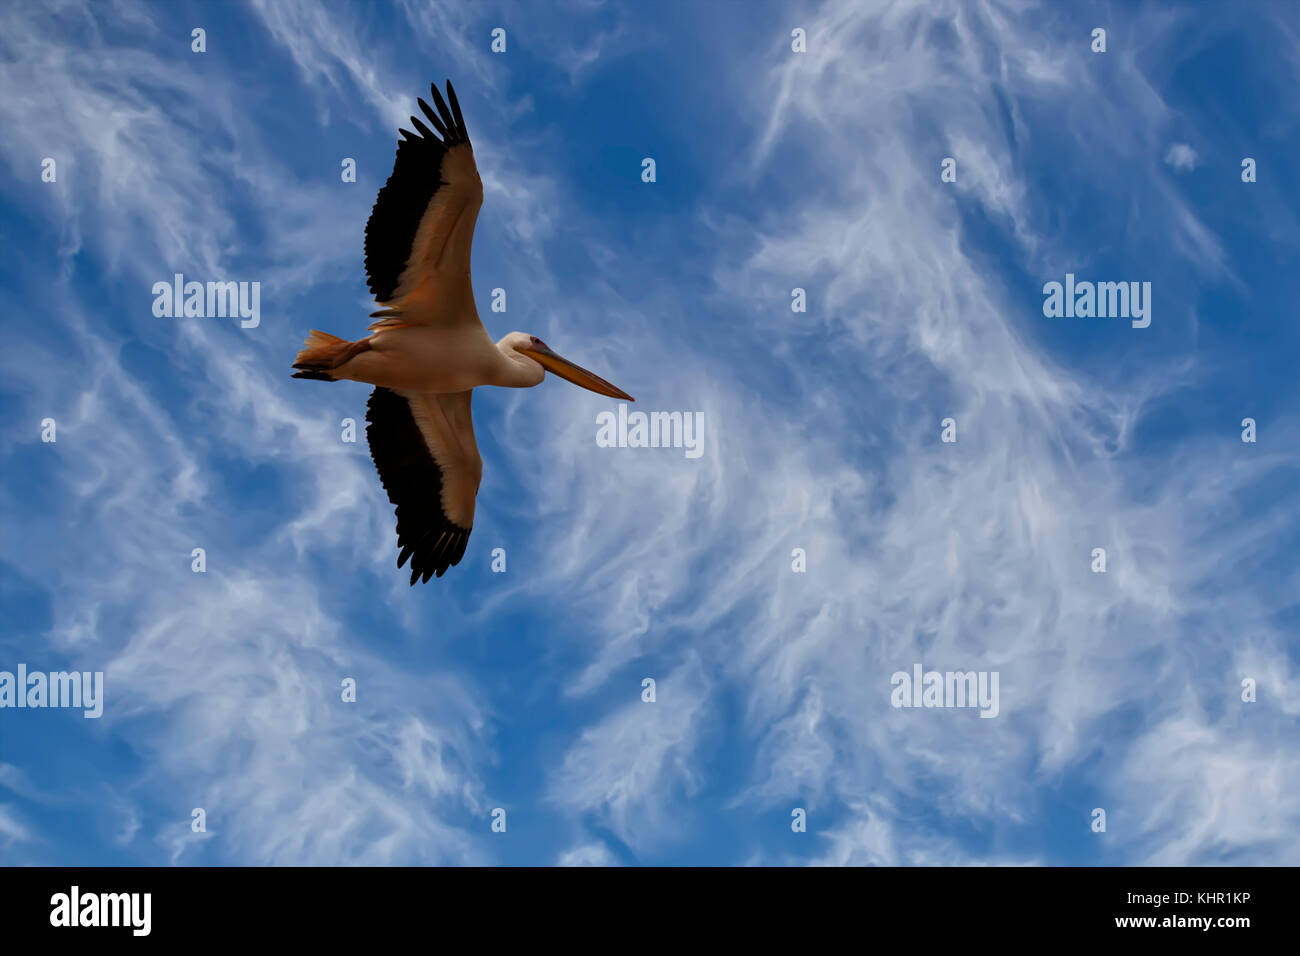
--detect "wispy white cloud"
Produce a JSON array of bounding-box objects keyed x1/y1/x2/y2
[
  {"x1": 557, "y1": 841, "x2": 621, "y2": 866},
  {"x1": 0, "y1": 804, "x2": 32, "y2": 849},
  {"x1": 810, "y1": 801, "x2": 1041, "y2": 866},
  {"x1": 514, "y1": 0, "x2": 1300, "y2": 865},
  {"x1": 0, "y1": 0, "x2": 497, "y2": 864},
  {"x1": 547, "y1": 657, "x2": 710, "y2": 853},
  {"x1": 1164, "y1": 142, "x2": 1198, "y2": 172}
]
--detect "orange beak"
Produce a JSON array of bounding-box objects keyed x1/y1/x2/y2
[{"x1": 522, "y1": 343, "x2": 634, "y2": 401}]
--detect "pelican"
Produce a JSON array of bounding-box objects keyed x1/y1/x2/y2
[{"x1": 292, "y1": 80, "x2": 633, "y2": 584}]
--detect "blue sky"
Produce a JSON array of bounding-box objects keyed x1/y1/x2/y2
[{"x1": 1, "y1": 0, "x2": 1298, "y2": 866}]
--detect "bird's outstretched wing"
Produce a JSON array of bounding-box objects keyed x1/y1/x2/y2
[
  {"x1": 364, "y1": 80, "x2": 483, "y2": 328},
  {"x1": 365, "y1": 387, "x2": 481, "y2": 584}
]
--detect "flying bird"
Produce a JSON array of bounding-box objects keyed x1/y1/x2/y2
[{"x1": 292, "y1": 81, "x2": 633, "y2": 584}]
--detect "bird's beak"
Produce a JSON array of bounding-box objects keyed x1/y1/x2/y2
[{"x1": 523, "y1": 343, "x2": 634, "y2": 401}]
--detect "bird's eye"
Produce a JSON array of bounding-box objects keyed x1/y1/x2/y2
[{"x1": 531, "y1": 336, "x2": 543, "y2": 347}]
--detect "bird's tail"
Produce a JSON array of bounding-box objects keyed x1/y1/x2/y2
[{"x1": 291, "y1": 330, "x2": 366, "y2": 381}]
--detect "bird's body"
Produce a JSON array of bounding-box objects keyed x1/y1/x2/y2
[
  {"x1": 343, "y1": 324, "x2": 501, "y2": 393},
  {"x1": 291, "y1": 80, "x2": 632, "y2": 584}
]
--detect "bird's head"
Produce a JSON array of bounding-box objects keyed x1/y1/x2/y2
[{"x1": 506, "y1": 332, "x2": 634, "y2": 401}]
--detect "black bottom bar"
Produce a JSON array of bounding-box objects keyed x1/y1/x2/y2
[{"x1": 0, "y1": 865, "x2": 1283, "y2": 942}]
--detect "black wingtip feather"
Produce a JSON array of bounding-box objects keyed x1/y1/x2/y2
[
  {"x1": 446, "y1": 81, "x2": 467, "y2": 140},
  {"x1": 410, "y1": 115, "x2": 435, "y2": 139},
  {"x1": 417, "y1": 96, "x2": 449, "y2": 138},
  {"x1": 427, "y1": 83, "x2": 457, "y2": 141}
]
